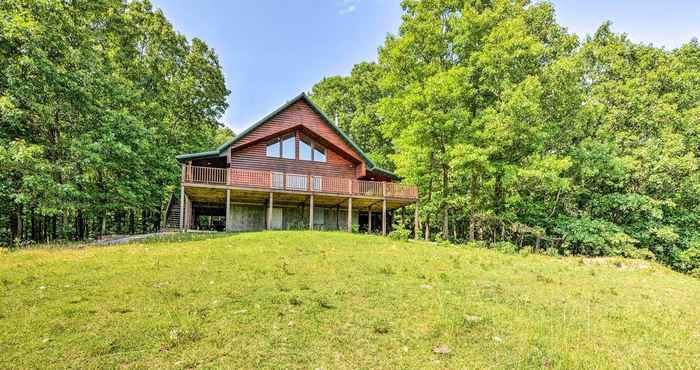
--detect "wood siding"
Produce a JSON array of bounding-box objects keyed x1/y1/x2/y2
[
  {"x1": 229, "y1": 99, "x2": 365, "y2": 179},
  {"x1": 230, "y1": 137, "x2": 356, "y2": 178},
  {"x1": 230, "y1": 100, "x2": 364, "y2": 164}
]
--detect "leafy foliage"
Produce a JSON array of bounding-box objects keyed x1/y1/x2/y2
[
  {"x1": 0, "y1": 0, "x2": 230, "y2": 243},
  {"x1": 310, "y1": 1, "x2": 700, "y2": 273}
]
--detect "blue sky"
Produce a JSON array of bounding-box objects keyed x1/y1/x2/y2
[{"x1": 151, "y1": 0, "x2": 699, "y2": 134}]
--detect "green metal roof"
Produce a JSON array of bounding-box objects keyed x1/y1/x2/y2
[
  {"x1": 175, "y1": 150, "x2": 219, "y2": 161},
  {"x1": 176, "y1": 92, "x2": 397, "y2": 179}
]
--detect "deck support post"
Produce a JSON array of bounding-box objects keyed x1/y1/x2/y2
[
  {"x1": 179, "y1": 185, "x2": 184, "y2": 230},
  {"x1": 267, "y1": 192, "x2": 273, "y2": 230},
  {"x1": 225, "y1": 189, "x2": 230, "y2": 232},
  {"x1": 414, "y1": 198, "x2": 419, "y2": 241},
  {"x1": 309, "y1": 195, "x2": 314, "y2": 230},
  {"x1": 382, "y1": 198, "x2": 387, "y2": 236},
  {"x1": 368, "y1": 207, "x2": 372, "y2": 234},
  {"x1": 347, "y1": 197, "x2": 353, "y2": 232},
  {"x1": 184, "y1": 194, "x2": 189, "y2": 230}
]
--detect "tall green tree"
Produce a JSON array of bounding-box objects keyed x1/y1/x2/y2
[
  {"x1": 310, "y1": 1, "x2": 700, "y2": 274},
  {"x1": 0, "y1": 0, "x2": 229, "y2": 242}
]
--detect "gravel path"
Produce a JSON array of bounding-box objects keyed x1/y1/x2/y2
[{"x1": 94, "y1": 232, "x2": 175, "y2": 245}]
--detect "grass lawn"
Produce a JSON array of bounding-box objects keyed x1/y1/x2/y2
[{"x1": 1, "y1": 231, "x2": 699, "y2": 369}]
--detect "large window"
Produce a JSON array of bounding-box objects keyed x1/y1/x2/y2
[
  {"x1": 266, "y1": 134, "x2": 327, "y2": 162},
  {"x1": 266, "y1": 135, "x2": 295, "y2": 159},
  {"x1": 313, "y1": 146, "x2": 326, "y2": 162},
  {"x1": 299, "y1": 139, "x2": 312, "y2": 161},
  {"x1": 282, "y1": 136, "x2": 295, "y2": 159},
  {"x1": 266, "y1": 139, "x2": 280, "y2": 157}
]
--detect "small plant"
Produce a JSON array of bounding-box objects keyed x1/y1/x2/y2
[
  {"x1": 316, "y1": 296, "x2": 335, "y2": 309},
  {"x1": 351, "y1": 223, "x2": 360, "y2": 233},
  {"x1": 433, "y1": 232, "x2": 452, "y2": 247},
  {"x1": 373, "y1": 319, "x2": 390, "y2": 334},
  {"x1": 544, "y1": 247, "x2": 560, "y2": 257},
  {"x1": 165, "y1": 325, "x2": 203, "y2": 349}
]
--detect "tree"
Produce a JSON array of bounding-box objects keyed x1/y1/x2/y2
[
  {"x1": 309, "y1": 1, "x2": 700, "y2": 274},
  {"x1": 0, "y1": 0, "x2": 230, "y2": 242}
]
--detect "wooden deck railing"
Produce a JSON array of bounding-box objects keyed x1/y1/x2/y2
[{"x1": 182, "y1": 165, "x2": 418, "y2": 199}]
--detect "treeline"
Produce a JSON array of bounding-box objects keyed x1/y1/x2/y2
[
  {"x1": 0, "y1": 0, "x2": 231, "y2": 244},
  {"x1": 310, "y1": 0, "x2": 700, "y2": 274}
]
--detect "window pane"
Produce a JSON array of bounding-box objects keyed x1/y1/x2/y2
[
  {"x1": 282, "y1": 136, "x2": 295, "y2": 159},
  {"x1": 299, "y1": 139, "x2": 312, "y2": 160},
  {"x1": 266, "y1": 140, "x2": 279, "y2": 157},
  {"x1": 313, "y1": 146, "x2": 326, "y2": 162}
]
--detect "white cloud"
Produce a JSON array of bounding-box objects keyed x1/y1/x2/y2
[{"x1": 338, "y1": 0, "x2": 358, "y2": 15}]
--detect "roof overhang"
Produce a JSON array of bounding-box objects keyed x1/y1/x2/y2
[{"x1": 175, "y1": 150, "x2": 223, "y2": 162}]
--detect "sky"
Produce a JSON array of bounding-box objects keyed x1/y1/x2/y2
[{"x1": 151, "y1": 0, "x2": 700, "y2": 134}]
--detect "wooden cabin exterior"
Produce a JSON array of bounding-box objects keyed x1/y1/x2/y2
[{"x1": 169, "y1": 93, "x2": 418, "y2": 236}]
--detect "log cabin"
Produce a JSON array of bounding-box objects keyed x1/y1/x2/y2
[{"x1": 166, "y1": 93, "x2": 418, "y2": 236}]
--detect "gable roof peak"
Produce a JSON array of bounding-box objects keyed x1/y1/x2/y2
[{"x1": 176, "y1": 92, "x2": 397, "y2": 179}]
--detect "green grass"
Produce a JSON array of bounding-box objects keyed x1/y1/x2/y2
[{"x1": 1, "y1": 231, "x2": 699, "y2": 369}]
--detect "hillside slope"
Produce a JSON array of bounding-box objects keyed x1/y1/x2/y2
[{"x1": 1, "y1": 231, "x2": 698, "y2": 369}]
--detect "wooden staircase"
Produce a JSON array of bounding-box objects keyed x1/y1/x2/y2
[{"x1": 163, "y1": 192, "x2": 181, "y2": 229}]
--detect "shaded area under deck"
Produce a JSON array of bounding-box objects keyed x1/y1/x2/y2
[{"x1": 179, "y1": 184, "x2": 415, "y2": 235}]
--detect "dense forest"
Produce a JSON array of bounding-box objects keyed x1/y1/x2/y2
[
  {"x1": 0, "y1": 0, "x2": 232, "y2": 244},
  {"x1": 1, "y1": 1, "x2": 698, "y2": 275},
  {"x1": 309, "y1": 0, "x2": 700, "y2": 274}
]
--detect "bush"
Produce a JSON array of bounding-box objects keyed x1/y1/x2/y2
[
  {"x1": 555, "y1": 216, "x2": 635, "y2": 256},
  {"x1": 493, "y1": 241, "x2": 518, "y2": 254},
  {"x1": 619, "y1": 245, "x2": 656, "y2": 260},
  {"x1": 674, "y1": 241, "x2": 700, "y2": 273},
  {"x1": 388, "y1": 223, "x2": 410, "y2": 241}
]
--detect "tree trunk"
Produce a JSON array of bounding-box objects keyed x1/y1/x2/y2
[
  {"x1": 494, "y1": 170, "x2": 504, "y2": 214},
  {"x1": 30, "y1": 207, "x2": 37, "y2": 241},
  {"x1": 62, "y1": 211, "x2": 68, "y2": 240},
  {"x1": 76, "y1": 209, "x2": 84, "y2": 240},
  {"x1": 141, "y1": 209, "x2": 147, "y2": 233},
  {"x1": 101, "y1": 212, "x2": 106, "y2": 238},
  {"x1": 129, "y1": 209, "x2": 135, "y2": 234},
  {"x1": 154, "y1": 208, "x2": 161, "y2": 232},
  {"x1": 51, "y1": 215, "x2": 57, "y2": 241},
  {"x1": 425, "y1": 171, "x2": 434, "y2": 241},
  {"x1": 441, "y1": 164, "x2": 449, "y2": 239},
  {"x1": 469, "y1": 173, "x2": 479, "y2": 241},
  {"x1": 115, "y1": 211, "x2": 123, "y2": 234},
  {"x1": 43, "y1": 215, "x2": 48, "y2": 242},
  {"x1": 10, "y1": 205, "x2": 20, "y2": 241}
]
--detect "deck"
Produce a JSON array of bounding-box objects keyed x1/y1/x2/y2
[
  {"x1": 177, "y1": 165, "x2": 419, "y2": 236},
  {"x1": 182, "y1": 165, "x2": 418, "y2": 200}
]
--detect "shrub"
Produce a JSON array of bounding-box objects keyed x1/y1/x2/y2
[
  {"x1": 388, "y1": 223, "x2": 410, "y2": 241},
  {"x1": 433, "y1": 232, "x2": 451, "y2": 247},
  {"x1": 674, "y1": 241, "x2": 700, "y2": 273},
  {"x1": 620, "y1": 246, "x2": 656, "y2": 260},
  {"x1": 493, "y1": 241, "x2": 518, "y2": 254},
  {"x1": 555, "y1": 216, "x2": 635, "y2": 256}
]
